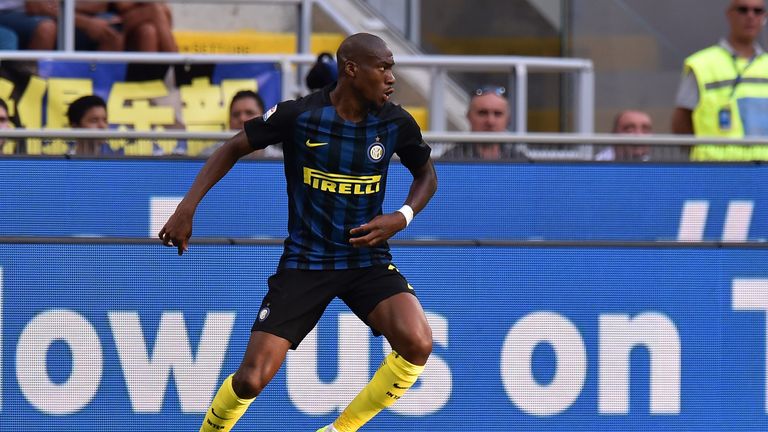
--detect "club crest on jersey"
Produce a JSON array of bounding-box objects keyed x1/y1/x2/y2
[
  {"x1": 263, "y1": 105, "x2": 277, "y2": 121},
  {"x1": 258, "y1": 306, "x2": 270, "y2": 322},
  {"x1": 368, "y1": 136, "x2": 385, "y2": 162}
]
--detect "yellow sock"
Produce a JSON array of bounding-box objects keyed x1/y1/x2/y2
[
  {"x1": 199, "y1": 374, "x2": 255, "y2": 432},
  {"x1": 333, "y1": 352, "x2": 425, "y2": 432}
]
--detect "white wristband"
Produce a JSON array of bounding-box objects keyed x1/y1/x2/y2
[{"x1": 396, "y1": 204, "x2": 414, "y2": 227}]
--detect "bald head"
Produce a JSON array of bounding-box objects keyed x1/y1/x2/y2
[
  {"x1": 612, "y1": 110, "x2": 652, "y2": 134},
  {"x1": 332, "y1": 33, "x2": 396, "y2": 110},
  {"x1": 336, "y1": 33, "x2": 390, "y2": 74}
]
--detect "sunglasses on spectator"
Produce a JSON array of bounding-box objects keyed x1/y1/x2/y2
[
  {"x1": 733, "y1": 5, "x2": 766, "y2": 15},
  {"x1": 0, "y1": 116, "x2": 8, "y2": 122},
  {"x1": 474, "y1": 86, "x2": 506, "y2": 97}
]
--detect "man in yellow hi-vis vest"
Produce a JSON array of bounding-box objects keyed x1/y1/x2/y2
[{"x1": 672, "y1": 0, "x2": 768, "y2": 161}]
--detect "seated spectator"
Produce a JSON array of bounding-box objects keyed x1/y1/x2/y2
[
  {"x1": 111, "y1": 2, "x2": 177, "y2": 52},
  {"x1": 66, "y1": 95, "x2": 123, "y2": 156},
  {"x1": 0, "y1": 1, "x2": 56, "y2": 50},
  {"x1": 201, "y1": 90, "x2": 266, "y2": 157},
  {"x1": 72, "y1": 0, "x2": 123, "y2": 51},
  {"x1": 0, "y1": 24, "x2": 18, "y2": 50},
  {"x1": 228, "y1": 90, "x2": 265, "y2": 131},
  {"x1": 594, "y1": 110, "x2": 653, "y2": 161},
  {"x1": 20, "y1": 1, "x2": 122, "y2": 51},
  {"x1": 305, "y1": 52, "x2": 338, "y2": 91},
  {"x1": 443, "y1": 85, "x2": 516, "y2": 160}
]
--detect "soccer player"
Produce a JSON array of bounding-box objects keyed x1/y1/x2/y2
[{"x1": 159, "y1": 32, "x2": 437, "y2": 432}]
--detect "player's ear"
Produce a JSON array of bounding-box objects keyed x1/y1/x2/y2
[{"x1": 344, "y1": 60, "x2": 357, "y2": 78}]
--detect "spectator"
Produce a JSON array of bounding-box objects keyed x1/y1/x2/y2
[
  {"x1": 0, "y1": 1, "x2": 56, "y2": 50},
  {"x1": 19, "y1": 1, "x2": 122, "y2": 51},
  {"x1": 66, "y1": 94, "x2": 122, "y2": 156},
  {"x1": 595, "y1": 110, "x2": 653, "y2": 161},
  {"x1": 72, "y1": 1, "x2": 123, "y2": 51},
  {"x1": 228, "y1": 90, "x2": 265, "y2": 131},
  {"x1": 305, "y1": 52, "x2": 338, "y2": 91},
  {"x1": 111, "y1": 2, "x2": 177, "y2": 52},
  {"x1": 200, "y1": 90, "x2": 266, "y2": 157},
  {"x1": 444, "y1": 85, "x2": 515, "y2": 160},
  {"x1": 672, "y1": 0, "x2": 768, "y2": 161},
  {"x1": 0, "y1": 24, "x2": 18, "y2": 49},
  {"x1": 0, "y1": 98, "x2": 14, "y2": 154}
]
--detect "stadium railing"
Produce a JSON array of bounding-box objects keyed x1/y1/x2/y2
[
  {"x1": 0, "y1": 50, "x2": 595, "y2": 130},
  {"x1": 3, "y1": 128, "x2": 768, "y2": 161},
  {"x1": 15, "y1": 0, "x2": 598, "y2": 160}
]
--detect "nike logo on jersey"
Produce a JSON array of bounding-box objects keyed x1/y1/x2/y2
[
  {"x1": 306, "y1": 139, "x2": 329, "y2": 148},
  {"x1": 393, "y1": 383, "x2": 411, "y2": 390}
]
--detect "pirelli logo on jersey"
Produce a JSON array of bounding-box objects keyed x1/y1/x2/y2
[{"x1": 303, "y1": 167, "x2": 382, "y2": 195}]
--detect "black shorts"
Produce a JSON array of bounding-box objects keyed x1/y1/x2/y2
[{"x1": 251, "y1": 263, "x2": 416, "y2": 349}]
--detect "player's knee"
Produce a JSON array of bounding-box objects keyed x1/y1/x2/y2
[
  {"x1": 399, "y1": 325, "x2": 432, "y2": 365},
  {"x1": 413, "y1": 329, "x2": 433, "y2": 359},
  {"x1": 231, "y1": 367, "x2": 268, "y2": 399}
]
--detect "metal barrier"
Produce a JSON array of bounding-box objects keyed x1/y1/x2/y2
[
  {"x1": 3, "y1": 128, "x2": 768, "y2": 161},
  {"x1": 0, "y1": 50, "x2": 594, "y2": 138}
]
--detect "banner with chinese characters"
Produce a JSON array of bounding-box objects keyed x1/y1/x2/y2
[{"x1": 0, "y1": 60, "x2": 281, "y2": 155}]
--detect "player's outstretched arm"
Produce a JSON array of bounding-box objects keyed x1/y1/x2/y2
[
  {"x1": 159, "y1": 132, "x2": 254, "y2": 255},
  {"x1": 349, "y1": 158, "x2": 437, "y2": 247}
]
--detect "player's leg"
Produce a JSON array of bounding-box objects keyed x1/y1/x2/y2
[
  {"x1": 200, "y1": 330, "x2": 291, "y2": 432},
  {"x1": 367, "y1": 292, "x2": 432, "y2": 364},
  {"x1": 327, "y1": 266, "x2": 432, "y2": 432},
  {"x1": 202, "y1": 267, "x2": 336, "y2": 432}
]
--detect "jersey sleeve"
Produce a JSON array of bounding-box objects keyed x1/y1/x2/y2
[
  {"x1": 394, "y1": 110, "x2": 431, "y2": 170},
  {"x1": 244, "y1": 100, "x2": 298, "y2": 150},
  {"x1": 675, "y1": 71, "x2": 699, "y2": 110}
]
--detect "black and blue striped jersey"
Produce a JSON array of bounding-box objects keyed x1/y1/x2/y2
[{"x1": 244, "y1": 85, "x2": 431, "y2": 270}]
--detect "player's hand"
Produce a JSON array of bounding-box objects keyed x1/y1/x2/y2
[
  {"x1": 158, "y1": 208, "x2": 193, "y2": 256},
  {"x1": 349, "y1": 212, "x2": 407, "y2": 248}
]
